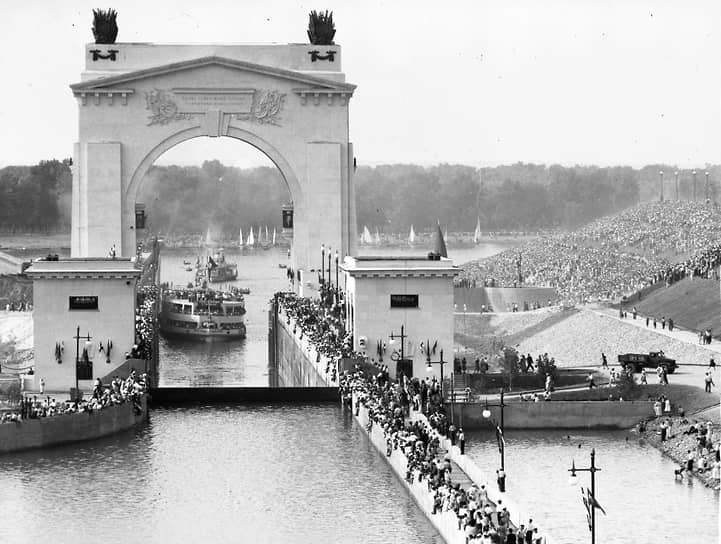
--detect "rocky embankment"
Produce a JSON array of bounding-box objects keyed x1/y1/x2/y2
[{"x1": 642, "y1": 416, "x2": 720, "y2": 491}]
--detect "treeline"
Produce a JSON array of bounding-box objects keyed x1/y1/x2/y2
[
  {"x1": 1, "y1": 159, "x2": 719, "y2": 234},
  {"x1": 0, "y1": 160, "x2": 71, "y2": 232}
]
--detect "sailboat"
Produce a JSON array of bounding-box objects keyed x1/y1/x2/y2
[
  {"x1": 205, "y1": 227, "x2": 212, "y2": 247},
  {"x1": 247, "y1": 227, "x2": 255, "y2": 247},
  {"x1": 361, "y1": 225, "x2": 373, "y2": 245},
  {"x1": 260, "y1": 224, "x2": 273, "y2": 250},
  {"x1": 239, "y1": 227, "x2": 244, "y2": 248},
  {"x1": 374, "y1": 229, "x2": 381, "y2": 245},
  {"x1": 473, "y1": 217, "x2": 482, "y2": 244},
  {"x1": 408, "y1": 225, "x2": 416, "y2": 245},
  {"x1": 264, "y1": 225, "x2": 269, "y2": 243},
  {"x1": 272, "y1": 227, "x2": 276, "y2": 246}
]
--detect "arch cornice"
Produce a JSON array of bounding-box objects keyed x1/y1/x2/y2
[{"x1": 125, "y1": 125, "x2": 302, "y2": 205}]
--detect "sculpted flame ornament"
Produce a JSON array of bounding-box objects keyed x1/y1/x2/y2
[{"x1": 145, "y1": 89, "x2": 190, "y2": 125}]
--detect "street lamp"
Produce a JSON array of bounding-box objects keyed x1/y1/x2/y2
[
  {"x1": 334, "y1": 250, "x2": 340, "y2": 304},
  {"x1": 327, "y1": 247, "x2": 332, "y2": 293},
  {"x1": 568, "y1": 448, "x2": 603, "y2": 544},
  {"x1": 482, "y1": 388, "x2": 507, "y2": 491},
  {"x1": 659, "y1": 170, "x2": 664, "y2": 202},
  {"x1": 388, "y1": 325, "x2": 407, "y2": 362},
  {"x1": 693, "y1": 170, "x2": 697, "y2": 201},
  {"x1": 320, "y1": 244, "x2": 325, "y2": 285},
  {"x1": 73, "y1": 326, "x2": 93, "y2": 403},
  {"x1": 426, "y1": 349, "x2": 449, "y2": 418}
]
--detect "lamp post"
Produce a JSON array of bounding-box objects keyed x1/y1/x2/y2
[
  {"x1": 335, "y1": 250, "x2": 340, "y2": 303},
  {"x1": 73, "y1": 326, "x2": 92, "y2": 403},
  {"x1": 426, "y1": 349, "x2": 449, "y2": 416},
  {"x1": 327, "y1": 247, "x2": 332, "y2": 291},
  {"x1": 659, "y1": 170, "x2": 664, "y2": 202},
  {"x1": 320, "y1": 244, "x2": 325, "y2": 285},
  {"x1": 482, "y1": 388, "x2": 507, "y2": 490},
  {"x1": 674, "y1": 171, "x2": 679, "y2": 200},
  {"x1": 568, "y1": 448, "x2": 603, "y2": 544},
  {"x1": 693, "y1": 170, "x2": 697, "y2": 201},
  {"x1": 388, "y1": 325, "x2": 406, "y2": 362},
  {"x1": 705, "y1": 171, "x2": 710, "y2": 201}
]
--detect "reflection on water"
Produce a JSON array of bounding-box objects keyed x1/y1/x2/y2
[
  {"x1": 0, "y1": 405, "x2": 442, "y2": 543},
  {"x1": 157, "y1": 243, "x2": 515, "y2": 388},
  {"x1": 465, "y1": 429, "x2": 719, "y2": 544}
]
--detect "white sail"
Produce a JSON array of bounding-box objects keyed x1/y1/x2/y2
[
  {"x1": 444, "y1": 227, "x2": 448, "y2": 240},
  {"x1": 409, "y1": 225, "x2": 416, "y2": 244},
  {"x1": 205, "y1": 227, "x2": 212, "y2": 246},
  {"x1": 247, "y1": 227, "x2": 255, "y2": 246},
  {"x1": 239, "y1": 227, "x2": 244, "y2": 247},
  {"x1": 374, "y1": 229, "x2": 381, "y2": 245},
  {"x1": 361, "y1": 225, "x2": 373, "y2": 245},
  {"x1": 272, "y1": 227, "x2": 276, "y2": 245},
  {"x1": 474, "y1": 216, "x2": 481, "y2": 244},
  {"x1": 265, "y1": 225, "x2": 269, "y2": 243}
]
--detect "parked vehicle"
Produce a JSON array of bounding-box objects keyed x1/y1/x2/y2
[{"x1": 617, "y1": 351, "x2": 677, "y2": 374}]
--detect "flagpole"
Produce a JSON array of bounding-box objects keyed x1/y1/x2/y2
[
  {"x1": 590, "y1": 448, "x2": 596, "y2": 544},
  {"x1": 568, "y1": 447, "x2": 602, "y2": 544}
]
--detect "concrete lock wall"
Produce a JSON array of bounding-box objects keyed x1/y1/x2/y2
[
  {"x1": 451, "y1": 401, "x2": 654, "y2": 429},
  {"x1": 0, "y1": 396, "x2": 148, "y2": 455},
  {"x1": 275, "y1": 308, "x2": 337, "y2": 387},
  {"x1": 71, "y1": 43, "x2": 357, "y2": 274}
]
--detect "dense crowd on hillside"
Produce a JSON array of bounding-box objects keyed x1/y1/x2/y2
[
  {"x1": 459, "y1": 202, "x2": 721, "y2": 304},
  {"x1": 2, "y1": 371, "x2": 147, "y2": 424}
]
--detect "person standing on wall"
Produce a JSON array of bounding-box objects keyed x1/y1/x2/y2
[{"x1": 458, "y1": 428, "x2": 466, "y2": 455}]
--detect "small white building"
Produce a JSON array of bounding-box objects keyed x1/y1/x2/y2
[
  {"x1": 25, "y1": 259, "x2": 141, "y2": 393},
  {"x1": 341, "y1": 255, "x2": 458, "y2": 380}
]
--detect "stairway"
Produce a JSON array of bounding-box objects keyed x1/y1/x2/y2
[{"x1": 444, "y1": 373, "x2": 471, "y2": 403}]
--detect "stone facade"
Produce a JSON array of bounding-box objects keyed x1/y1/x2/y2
[
  {"x1": 342, "y1": 256, "x2": 458, "y2": 379},
  {"x1": 70, "y1": 43, "x2": 357, "y2": 275},
  {"x1": 25, "y1": 259, "x2": 141, "y2": 392}
]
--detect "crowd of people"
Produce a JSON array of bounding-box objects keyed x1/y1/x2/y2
[
  {"x1": 275, "y1": 291, "x2": 352, "y2": 381},
  {"x1": 340, "y1": 367, "x2": 544, "y2": 543},
  {"x1": 459, "y1": 201, "x2": 721, "y2": 304},
  {"x1": 1, "y1": 371, "x2": 148, "y2": 424}
]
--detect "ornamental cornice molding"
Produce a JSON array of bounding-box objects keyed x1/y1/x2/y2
[{"x1": 72, "y1": 88, "x2": 135, "y2": 106}]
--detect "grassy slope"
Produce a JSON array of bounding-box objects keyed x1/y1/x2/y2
[{"x1": 635, "y1": 278, "x2": 720, "y2": 335}]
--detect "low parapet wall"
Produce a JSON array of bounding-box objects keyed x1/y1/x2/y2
[
  {"x1": 450, "y1": 400, "x2": 653, "y2": 429},
  {"x1": 0, "y1": 396, "x2": 148, "y2": 454},
  {"x1": 454, "y1": 287, "x2": 558, "y2": 313},
  {"x1": 0, "y1": 251, "x2": 23, "y2": 275}
]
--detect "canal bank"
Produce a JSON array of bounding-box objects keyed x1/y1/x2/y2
[
  {"x1": 0, "y1": 395, "x2": 148, "y2": 454},
  {"x1": 351, "y1": 394, "x2": 554, "y2": 543}
]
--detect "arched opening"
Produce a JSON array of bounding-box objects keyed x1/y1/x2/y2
[{"x1": 135, "y1": 136, "x2": 294, "y2": 388}]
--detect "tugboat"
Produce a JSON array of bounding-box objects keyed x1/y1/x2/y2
[
  {"x1": 198, "y1": 250, "x2": 238, "y2": 283},
  {"x1": 159, "y1": 285, "x2": 246, "y2": 341}
]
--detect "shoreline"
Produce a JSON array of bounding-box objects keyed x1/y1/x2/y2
[{"x1": 641, "y1": 416, "x2": 720, "y2": 491}]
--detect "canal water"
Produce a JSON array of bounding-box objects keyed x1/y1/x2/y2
[
  {"x1": 0, "y1": 404, "x2": 442, "y2": 543},
  {"x1": 464, "y1": 429, "x2": 719, "y2": 544}
]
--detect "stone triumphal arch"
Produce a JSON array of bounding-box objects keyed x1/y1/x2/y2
[{"x1": 70, "y1": 43, "x2": 358, "y2": 273}]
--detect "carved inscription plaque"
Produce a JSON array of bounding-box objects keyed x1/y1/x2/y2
[{"x1": 172, "y1": 89, "x2": 254, "y2": 113}]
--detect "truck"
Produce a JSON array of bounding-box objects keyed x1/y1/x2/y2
[{"x1": 617, "y1": 351, "x2": 677, "y2": 374}]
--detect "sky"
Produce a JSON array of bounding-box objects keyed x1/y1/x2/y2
[{"x1": 0, "y1": 0, "x2": 719, "y2": 169}]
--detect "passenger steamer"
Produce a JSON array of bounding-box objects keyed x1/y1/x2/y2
[{"x1": 159, "y1": 286, "x2": 246, "y2": 341}]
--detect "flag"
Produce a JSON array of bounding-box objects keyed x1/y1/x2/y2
[
  {"x1": 207, "y1": 255, "x2": 218, "y2": 268},
  {"x1": 433, "y1": 222, "x2": 448, "y2": 258},
  {"x1": 581, "y1": 488, "x2": 592, "y2": 532},
  {"x1": 587, "y1": 487, "x2": 606, "y2": 515}
]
